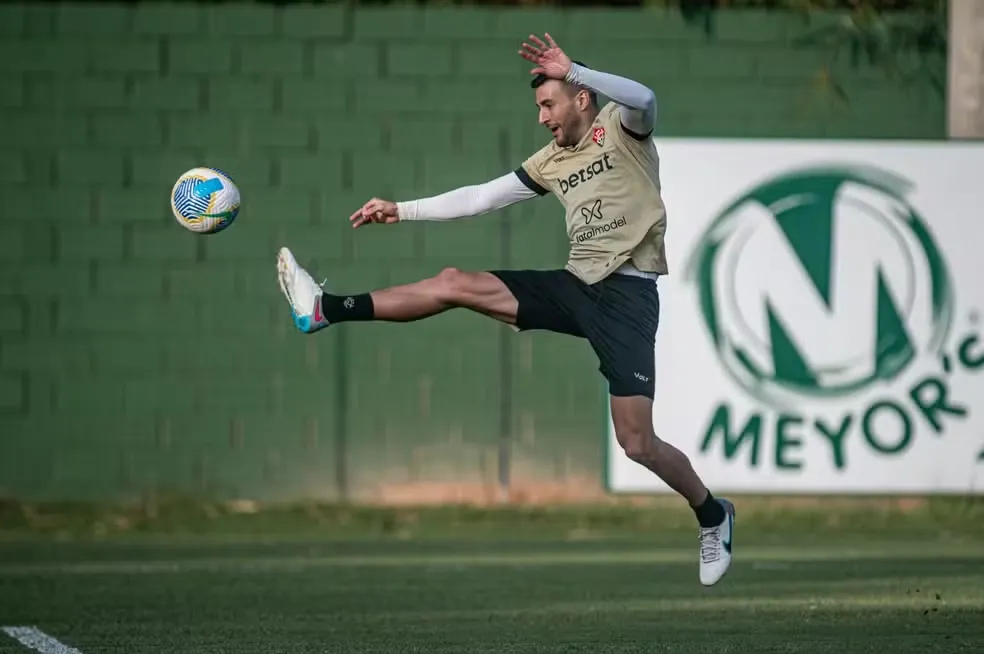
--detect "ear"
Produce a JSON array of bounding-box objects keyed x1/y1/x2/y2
[{"x1": 576, "y1": 88, "x2": 591, "y2": 111}]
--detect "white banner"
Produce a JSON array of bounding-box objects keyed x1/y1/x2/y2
[{"x1": 607, "y1": 140, "x2": 984, "y2": 494}]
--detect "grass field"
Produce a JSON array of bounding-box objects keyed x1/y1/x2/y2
[{"x1": 1, "y1": 499, "x2": 983, "y2": 653}]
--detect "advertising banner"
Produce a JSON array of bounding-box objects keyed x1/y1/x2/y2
[{"x1": 607, "y1": 140, "x2": 984, "y2": 494}]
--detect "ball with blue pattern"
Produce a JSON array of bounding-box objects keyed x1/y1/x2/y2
[{"x1": 170, "y1": 167, "x2": 241, "y2": 234}]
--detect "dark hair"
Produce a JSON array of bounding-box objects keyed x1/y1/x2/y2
[{"x1": 530, "y1": 60, "x2": 598, "y2": 106}]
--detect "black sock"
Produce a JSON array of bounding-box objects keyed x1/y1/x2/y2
[
  {"x1": 694, "y1": 491, "x2": 726, "y2": 528},
  {"x1": 321, "y1": 293, "x2": 374, "y2": 323}
]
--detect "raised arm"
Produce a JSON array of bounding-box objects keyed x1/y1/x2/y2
[
  {"x1": 519, "y1": 33, "x2": 657, "y2": 140},
  {"x1": 350, "y1": 172, "x2": 540, "y2": 228},
  {"x1": 565, "y1": 63, "x2": 657, "y2": 139}
]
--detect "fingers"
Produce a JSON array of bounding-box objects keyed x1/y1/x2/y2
[
  {"x1": 544, "y1": 32, "x2": 558, "y2": 49},
  {"x1": 528, "y1": 34, "x2": 547, "y2": 50},
  {"x1": 350, "y1": 198, "x2": 393, "y2": 228}
]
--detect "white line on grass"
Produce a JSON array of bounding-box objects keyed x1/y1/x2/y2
[{"x1": 1, "y1": 627, "x2": 83, "y2": 654}]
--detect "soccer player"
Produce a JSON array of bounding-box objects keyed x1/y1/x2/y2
[{"x1": 276, "y1": 34, "x2": 735, "y2": 586}]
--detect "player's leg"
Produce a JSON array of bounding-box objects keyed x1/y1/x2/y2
[
  {"x1": 585, "y1": 274, "x2": 735, "y2": 586},
  {"x1": 276, "y1": 247, "x2": 585, "y2": 336}
]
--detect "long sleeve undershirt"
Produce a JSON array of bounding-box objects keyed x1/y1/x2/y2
[
  {"x1": 397, "y1": 65, "x2": 656, "y2": 222},
  {"x1": 565, "y1": 63, "x2": 657, "y2": 138},
  {"x1": 397, "y1": 172, "x2": 537, "y2": 222}
]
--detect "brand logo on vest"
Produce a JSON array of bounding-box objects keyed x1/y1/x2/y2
[
  {"x1": 592, "y1": 127, "x2": 606, "y2": 147},
  {"x1": 559, "y1": 153, "x2": 614, "y2": 195}
]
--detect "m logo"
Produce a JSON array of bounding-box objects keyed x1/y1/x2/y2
[
  {"x1": 592, "y1": 127, "x2": 606, "y2": 147},
  {"x1": 685, "y1": 166, "x2": 955, "y2": 407}
]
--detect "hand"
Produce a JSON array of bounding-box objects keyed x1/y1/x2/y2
[
  {"x1": 519, "y1": 33, "x2": 572, "y2": 81},
  {"x1": 349, "y1": 198, "x2": 399, "y2": 229}
]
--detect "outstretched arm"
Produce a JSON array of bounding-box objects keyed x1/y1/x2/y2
[
  {"x1": 350, "y1": 172, "x2": 540, "y2": 228},
  {"x1": 565, "y1": 63, "x2": 657, "y2": 139},
  {"x1": 398, "y1": 172, "x2": 539, "y2": 221}
]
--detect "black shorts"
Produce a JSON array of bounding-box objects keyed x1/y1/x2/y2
[{"x1": 489, "y1": 269, "x2": 660, "y2": 398}]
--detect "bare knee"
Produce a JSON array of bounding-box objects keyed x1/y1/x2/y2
[
  {"x1": 618, "y1": 427, "x2": 661, "y2": 463},
  {"x1": 432, "y1": 267, "x2": 472, "y2": 306}
]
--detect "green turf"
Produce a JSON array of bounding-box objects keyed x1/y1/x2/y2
[{"x1": 1, "y1": 503, "x2": 983, "y2": 653}]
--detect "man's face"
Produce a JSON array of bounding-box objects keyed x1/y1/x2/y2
[{"x1": 535, "y1": 80, "x2": 585, "y2": 147}]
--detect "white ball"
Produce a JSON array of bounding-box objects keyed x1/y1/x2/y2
[{"x1": 170, "y1": 167, "x2": 241, "y2": 234}]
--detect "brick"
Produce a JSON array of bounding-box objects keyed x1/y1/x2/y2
[
  {"x1": 565, "y1": 8, "x2": 693, "y2": 41},
  {"x1": 0, "y1": 226, "x2": 54, "y2": 263},
  {"x1": 351, "y1": 153, "x2": 418, "y2": 195},
  {"x1": 278, "y1": 225, "x2": 345, "y2": 260},
  {"x1": 1, "y1": 340, "x2": 90, "y2": 374},
  {"x1": 90, "y1": 42, "x2": 160, "y2": 73},
  {"x1": 0, "y1": 77, "x2": 22, "y2": 107},
  {"x1": 22, "y1": 152, "x2": 55, "y2": 187},
  {"x1": 98, "y1": 188, "x2": 170, "y2": 224},
  {"x1": 167, "y1": 113, "x2": 243, "y2": 149},
  {"x1": 243, "y1": 189, "x2": 316, "y2": 225},
  {"x1": 58, "y1": 226, "x2": 125, "y2": 261},
  {"x1": 27, "y1": 77, "x2": 127, "y2": 110},
  {"x1": 1, "y1": 263, "x2": 92, "y2": 296},
  {"x1": 167, "y1": 264, "x2": 239, "y2": 297},
  {"x1": 389, "y1": 118, "x2": 456, "y2": 153},
  {"x1": 312, "y1": 43, "x2": 379, "y2": 78},
  {"x1": 56, "y1": 3, "x2": 129, "y2": 34},
  {"x1": 130, "y1": 225, "x2": 198, "y2": 261},
  {"x1": 60, "y1": 298, "x2": 187, "y2": 335},
  {"x1": 353, "y1": 80, "x2": 422, "y2": 113},
  {"x1": 131, "y1": 152, "x2": 199, "y2": 186},
  {"x1": 0, "y1": 299, "x2": 25, "y2": 333},
  {"x1": 386, "y1": 44, "x2": 453, "y2": 77},
  {"x1": 279, "y1": 153, "x2": 345, "y2": 188},
  {"x1": 93, "y1": 340, "x2": 163, "y2": 374},
  {"x1": 0, "y1": 155, "x2": 26, "y2": 184},
  {"x1": 208, "y1": 79, "x2": 275, "y2": 111},
  {"x1": 713, "y1": 10, "x2": 790, "y2": 43},
  {"x1": 492, "y1": 9, "x2": 570, "y2": 42},
  {"x1": 3, "y1": 188, "x2": 91, "y2": 224},
  {"x1": 281, "y1": 80, "x2": 348, "y2": 112},
  {"x1": 458, "y1": 44, "x2": 528, "y2": 77},
  {"x1": 240, "y1": 41, "x2": 305, "y2": 76},
  {"x1": 422, "y1": 7, "x2": 495, "y2": 38},
  {"x1": 0, "y1": 375, "x2": 25, "y2": 411},
  {"x1": 92, "y1": 113, "x2": 164, "y2": 148},
  {"x1": 282, "y1": 5, "x2": 345, "y2": 38},
  {"x1": 0, "y1": 40, "x2": 87, "y2": 73},
  {"x1": 94, "y1": 264, "x2": 166, "y2": 296},
  {"x1": 687, "y1": 45, "x2": 756, "y2": 79},
  {"x1": 22, "y1": 6, "x2": 54, "y2": 36},
  {"x1": 205, "y1": 4, "x2": 277, "y2": 36},
  {"x1": 201, "y1": 227, "x2": 271, "y2": 262},
  {"x1": 131, "y1": 77, "x2": 201, "y2": 111},
  {"x1": 168, "y1": 40, "x2": 234, "y2": 74},
  {"x1": 134, "y1": 3, "x2": 202, "y2": 35},
  {"x1": 57, "y1": 151, "x2": 125, "y2": 185},
  {"x1": 0, "y1": 113, "x2": 87, "y2": 147},
  {"x1": 57, "y1": 378, "x2": 125, "y2": 413},
  {"x1": 0, "y1": 5, "x2": 23, "y2": 35},
  {"x1": 244, "y1": 116, "x2": 309, "y2": 149},
  {"x1": 311, "y1": 116, "x2": 385, "y2": 151},
  {"x1": 353, "y1": 8, "x2": 421, "y2": 39}
]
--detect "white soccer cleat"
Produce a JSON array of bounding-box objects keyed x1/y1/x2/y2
[
  {"x1": 276, "y1": 246, "x2": 330, "y2": 334},
  {"x1": 699, "y1": 498, "x2": 735, "y2": 586}
]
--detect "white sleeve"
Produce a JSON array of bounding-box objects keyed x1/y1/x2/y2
[
  {"x1": 397, "y1": 172, "x2": 539, "y2": 222},
  {"x1": 565, "y1": 63, "x2": 657, "y2": 138}
]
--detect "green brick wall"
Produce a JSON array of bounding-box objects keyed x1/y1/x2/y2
[{"x1": 0, "y1": 3, "x2": 944, "y2": 502}]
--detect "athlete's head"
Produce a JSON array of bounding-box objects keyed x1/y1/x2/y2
[{"x1": 531, "y1": 62, "x2": 599, "y2": 148}]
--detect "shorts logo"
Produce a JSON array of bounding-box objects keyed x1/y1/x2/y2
[{"x1": 592, "y1": 127, "x2": 606, "y2": 147}]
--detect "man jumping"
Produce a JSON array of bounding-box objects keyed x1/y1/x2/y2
[{"x1": 276, "y1": 34, "x2": 735, "y2": 586}]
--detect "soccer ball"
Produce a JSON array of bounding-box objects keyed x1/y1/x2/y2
[{"x1": 170, "y1": 167, "x2": 241, "y2": 234}]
